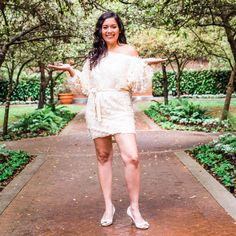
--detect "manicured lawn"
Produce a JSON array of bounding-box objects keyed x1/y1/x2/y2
[{"x1": 0, "y1": 104, "x2": 83, "y2": 128}]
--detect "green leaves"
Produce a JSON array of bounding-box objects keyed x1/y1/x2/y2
[
  {"x1": 191, "y1": 133, "x2": 236, "y2": 191},
  {"x1": 152, "y1": 69, "x2": 231, "y2": 96},
  {"x1": 0, "y1": 145, "x2": 30, "y2": 184},
  {"x1": 2, "y1": 105, "x2": 76, "y2": 140},
  {"x1": 144, "y1": 99, "x2": 232, "y2": 132}
]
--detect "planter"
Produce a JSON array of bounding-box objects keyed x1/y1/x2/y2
[{"x1": 58, "y1": 93, "x2": 74, "y2": 104}]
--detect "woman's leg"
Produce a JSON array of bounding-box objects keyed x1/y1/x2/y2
[
  {"x1": 94, "y1": 136, "x2": 114, "y2": 221},
  {"x1": 114, "y1": 133, "x2": 147, "y2": 225}
]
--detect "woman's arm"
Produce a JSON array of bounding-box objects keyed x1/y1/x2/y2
[
  {"x1": 142, "y1": 58, "x2": 167, "y2": 65},
  {"x1": 47, "y1": 63, "x2": 77, "y2": 77}
]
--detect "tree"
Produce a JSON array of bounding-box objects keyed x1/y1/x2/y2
[
  {"x1": 133, "y1": 0, "x2": 236, "y2": 120},
  {"x1": 1, "y1": 45, "x2": 34, "y2": 136},
  {"x1": 130, "y1": 27, "x2": 206, "y2": 97},
  {"x1": 0, "y1": 1, "x2": 79, "y2": 68},
  {"x1": 0, "y1": 0, "x2": 95, "y2": 136}
]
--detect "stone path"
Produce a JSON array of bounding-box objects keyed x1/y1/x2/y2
[{"x1": 0, "y1": 102, "x2": 235, "y2": 236}]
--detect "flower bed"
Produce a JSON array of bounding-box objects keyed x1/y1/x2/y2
[
  {"x1": 0, "y1": 144, "x2": 34, "y2": 192},
  {"x1": 188, "y1": 134, "x2": 236, "y2": 197},
  {"x1": 0, "y1": 105, "x2": 76, "y2": 141},
  {"x1": 144, "y1": 99, "x2": 233, "y2": 132}
]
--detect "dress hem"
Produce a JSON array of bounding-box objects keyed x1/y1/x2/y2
[{"x1": 91, "y1": 131, "x2": 136, "y2": 140}]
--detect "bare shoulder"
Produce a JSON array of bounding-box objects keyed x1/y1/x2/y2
[{"x1": 118, "y1": 44, "x2": 139, "y2": 57}]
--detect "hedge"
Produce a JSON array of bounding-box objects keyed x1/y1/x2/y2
[
  {"x1": 152, "y1": 69, "x2": 234, "y2": 96},
  {"x1": 0, "y1": 73, "x2": 63, "y2": 102},
  {"x1": 0, "y1": 69, "x2": 234, "y2": 101}
]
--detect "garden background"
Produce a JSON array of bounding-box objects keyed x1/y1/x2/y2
[{"x1": 0, "y1": 0, "x2": 236, "y2": 222}]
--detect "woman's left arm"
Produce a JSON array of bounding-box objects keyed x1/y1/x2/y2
[{"x1": 142, "y1": 58, "x2": 167, "y2": 65}]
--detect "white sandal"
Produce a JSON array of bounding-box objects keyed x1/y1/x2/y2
[
  {"x1": 127, "y1": 206, "x2": 149, "y2": 230},
  {"x1": 100, "y1": 205, "x2": 115, "y2": 226}
]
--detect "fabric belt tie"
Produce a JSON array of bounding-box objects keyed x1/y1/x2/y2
[{"x1": 89, "y1": 88, "x2": 129, "y2": 122}]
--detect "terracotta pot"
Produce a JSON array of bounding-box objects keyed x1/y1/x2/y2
[{"x1": 58, "y1": 93, "x2": 74, "y2": 104}]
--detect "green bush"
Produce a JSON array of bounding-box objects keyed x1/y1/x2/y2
[
  {"x1": 152, "y1": 69, "x2": 232, "y2": 96},
  {"x1": 0, "y1": 144, "x2": 31, "y2": 184},
  {"x1": 144, "y1": 99, "x2": 232, "y2": 132},
  {"x1": 191, "y1": 134, "x2": 236, "y2": 189},
  {"x1": 1, "y1": 105, "x2": 76, "y2": 140},
  {"x1": 0, "y1": 72, "x2": 65, "y2": 102},
  {"x1": 0, "y1": 80, "x2": 8, "y2": 102}
]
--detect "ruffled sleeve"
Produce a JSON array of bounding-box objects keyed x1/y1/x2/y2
[
  {"x1": 66, "y1": 59, "x2": 90, "y2": 96},
  {"x1": 127, "y1": 57, "x2": 153, "y2": 93}
]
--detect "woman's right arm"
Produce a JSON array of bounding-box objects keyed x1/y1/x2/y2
[
  {"x1": 47, "y1": 63, "x2": 78, "y2": 77},
  {"x1": 48, "y1": 61, "x2": 90, "y2": 96}
]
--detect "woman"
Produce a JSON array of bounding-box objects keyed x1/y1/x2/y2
[{"x1": 48, "y1": 11, "x2": 166, "y2": 229}]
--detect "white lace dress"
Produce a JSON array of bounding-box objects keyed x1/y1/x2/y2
[{"x1": 67, "y1": 51, "x2": 153, "y2": 139}]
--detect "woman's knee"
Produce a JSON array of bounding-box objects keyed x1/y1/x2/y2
[
  {"x1": 123, "y1": 153, "x2": 139, "y2": 168},
  {"x1": 96, "y1": 149, "x2": 111, "y2": 164}
]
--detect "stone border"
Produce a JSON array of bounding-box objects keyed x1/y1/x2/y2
[
  {"x1": 0, "y1": 154, "x2": 46, "y2": 215},
  {"x1": 175, "y1": 150, "x2": 236, "y2": 222}
]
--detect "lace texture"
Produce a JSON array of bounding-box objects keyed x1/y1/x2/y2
[
  {"x1": 127, "y1": 57, "x2": 153, "y2": 93},
  {"x1": 67, "y1": 52, "x2": 154, "y2": 139},
  {"x1": 67, "y1": 60, "x2": 90, "y2": 95}
]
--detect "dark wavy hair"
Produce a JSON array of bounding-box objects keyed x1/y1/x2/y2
[{"x1": 88, "y1": 11, "x2": 127, "y2": 69}]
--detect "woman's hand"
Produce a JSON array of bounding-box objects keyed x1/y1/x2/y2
[
  {"x1": 47, "y1": 63, "x2": 72, "y2": 71},
  {"x1": 143, "y1": 58, "x2": 167, "y2": 65},
  {"x1": 47, "y1": 63, "x2": 75, "y2": 77}
]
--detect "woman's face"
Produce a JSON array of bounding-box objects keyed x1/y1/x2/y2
[{"x1": 102, "y1": 17, "x2": 120, "y2": 46}]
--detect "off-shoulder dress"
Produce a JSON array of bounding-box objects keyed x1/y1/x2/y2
[{"x1": 67, "y1": 51, "x2": 153, "y2": 139}]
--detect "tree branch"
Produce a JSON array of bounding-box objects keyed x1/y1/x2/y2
[
  {"x1": 15, "y1": 57, "x2": 34, "y2": 86},
  {"x1": 1, "y1": 7, "x2": 10, "y2": 37},
  {"x1": 9, "y1": 34, "x2": 76, "y2": 45},
  {"x1": 190, "y1": 29, "x2": 233, "y2": 68},
  {"x1": 6, "y1": 23, "x2": 45, "y2": 47}
]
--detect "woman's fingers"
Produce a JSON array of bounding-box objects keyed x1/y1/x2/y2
[
  {"x1": 144, "y1": 58, "x2": 167, "y2": 65},
  {"x1": 47, "y1": 63, "x2": 71, "y2": 71}
]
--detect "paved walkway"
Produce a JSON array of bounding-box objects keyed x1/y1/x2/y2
[{"x1": 0, "y1": 102, "x2": 236, "y2": 236}]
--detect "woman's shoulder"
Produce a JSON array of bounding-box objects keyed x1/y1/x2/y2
[{"x1": 116, "y1": 44, "x2": 139, "y2": 57}]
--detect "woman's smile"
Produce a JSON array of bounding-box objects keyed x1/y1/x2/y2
[{"x1": 102, "y1": 17, "x2": 120, "y2": 47}]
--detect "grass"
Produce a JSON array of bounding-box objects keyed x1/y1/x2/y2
[
  {"x1": 191, "y1": 98, "x2": 236, "y2": 130},
  {"x1": 0, "y1": 104, "x2": 83, "y2": 128}
]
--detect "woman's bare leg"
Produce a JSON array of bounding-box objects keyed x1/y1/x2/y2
[
  {"x1": 114, "y1": 133, "x2": 147, "y2": 225},
  {"x1": 94, "y1": 136, "x2": 114, "y2": 221}
]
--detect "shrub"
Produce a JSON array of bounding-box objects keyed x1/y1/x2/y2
[
  {"x1": 152, "y1": 69, "x2": 232, "y2": 96},
  {"x1": 191, "y1": 134, "x2": 236, "y2": 191},
  {"x1": 1, "y1": 105, "x2": 76, "y2": 140},
  {"x1": 0, "y1": 72, "x2": 65, "y2": 102},
  {"x1": 0, "y1": 144, "x2": 31, "y2": 185},
  {"x1": 145, "y1": 99, "x2": 232, "y2": 132}
]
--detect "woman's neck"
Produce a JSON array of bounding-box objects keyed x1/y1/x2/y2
[{"x1": 107, "y1": 42, "x2": 119, "y2": 50}]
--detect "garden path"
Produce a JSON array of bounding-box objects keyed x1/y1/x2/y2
[{"x1": 0, "y1": 102, "x2": 235, "y2": 236}]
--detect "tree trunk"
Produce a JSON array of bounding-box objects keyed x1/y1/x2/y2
[
  {"x1": 221, "y1": 63, "x2": 236, "y2": 120},
  {"x1": 176, "y1": 69, "x2": 181, "y2": 99},
  {"x1": 0, "y1": 44, "x2": 9, "y2": 68},
  {"x1": 174, "y1": 56, "x2": 182, "y2": 99},
  {"x1": 38, "y1": 62, "x2": 49, "y2": 109},
  {"x1": 162, "y1": 63, "x2": 168, "y2": 105},
  {"x1": 2, "y1": 98, "x2": 10, "y2": 136},
  {"x1": 49, "y1": 70, "x2": 55, "y2": 111},
  {"x1": 2, "y1": 89, "x2": 13, "y2": 136},
  {"x1": 0, "y1": 52, "x2": 6, "y2": 69}
]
